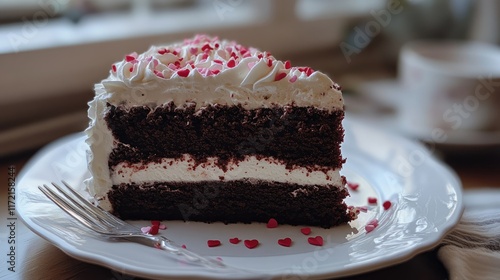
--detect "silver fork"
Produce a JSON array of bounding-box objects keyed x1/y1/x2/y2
[{"x1": 38, "y1": 181, "x2": 226, "y2": 269}]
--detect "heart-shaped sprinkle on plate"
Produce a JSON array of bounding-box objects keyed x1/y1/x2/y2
[
  {"x1": 244, "y1": 239, "x2": 259, "y2": 249},
  {"x1": 278, "y1": 237, "x2": 292, "y2": 247},
  {"x1": 207, "y1": 240, "x2": 221, "y2": 247},
  {"x1": 148, "y1": 224, "x2": 159, "y2": 235},
  {"x1": 347, "y1": 182, "x2": 359, "y2": 191},
  {"x1": 367, "y1": 218, "x2": 379, "y2": 227},
  {"x1": 229, "y1": 237, "x2": 241, "y2": 244},
  {"x1": 368, "y1": 197, "x2": 378, "y2": 204},
  {"x1": 307, "y1": 236, "x2": 324, "y2": 246},
  {"x1": 300, "y1": 227, "x2": 311, "y2": 235},
  {"x1": 365, "y1": 224, "x2": 376, "y2": 233},
  {"x1": 383, "y1": 200, "x2": 392, "y2": 210}
]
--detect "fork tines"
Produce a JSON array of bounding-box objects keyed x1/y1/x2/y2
[{"x1": 38, "y1": 181, "x2": 126, "y2": 233}]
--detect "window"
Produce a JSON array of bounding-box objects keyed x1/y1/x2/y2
[{"x1": 0, "y1": 0, "x2": 386, "y2": 155}]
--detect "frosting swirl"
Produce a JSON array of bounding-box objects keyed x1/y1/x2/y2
[{"x1": 97, "y1": 34, "x2": 343, "y2": 111}]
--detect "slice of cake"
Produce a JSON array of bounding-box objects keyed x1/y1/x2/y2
[{"x1": 86, "y1": 34, "x2": 354, "y2": 228}]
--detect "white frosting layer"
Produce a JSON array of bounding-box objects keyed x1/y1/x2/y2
[
  {"x1": 111, "y1": 155, "x2": 343, "y2": 186},
  {"x1": 97, "y1": 34, "x2": 343, "y2": 110},
  {"x1": 85, "y1": 34, "x2": 345, "y2": 211}
]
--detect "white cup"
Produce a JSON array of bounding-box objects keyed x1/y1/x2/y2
[{"x1": 398, "y1": 41, "x2": 500, "y2": 142}]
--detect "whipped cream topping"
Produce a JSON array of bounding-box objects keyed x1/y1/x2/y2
[
  {"x1": 97, "y1": 34, "x2": 343, "y2": 110},
  {"x1": 111, "y1": 34, "x2": 327, "y2": 82}
]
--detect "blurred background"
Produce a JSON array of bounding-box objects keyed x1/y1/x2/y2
[{"x1": 1, "y1": 0, "x2": 499, "y2": 180}]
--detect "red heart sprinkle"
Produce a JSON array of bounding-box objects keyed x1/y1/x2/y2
[
  {"x1": 300, "y1": 227, "x2": 311, "y2": 235},
  {"x1": 125, "y1": 54, "x2": 136, "y2": 62},
  {"x1": 148, "y1": 224, "x2": 159, "y2": 235},
  {"x1": 365, "y1": 224, "x2": 376, "y2": 233},
  {"x1": 383, "y1": 200, "x2": 392, "y2": 210},
  {"x1": 267, "y1": 218, "x2": 278, "y2": 228},
  {"x1": 207, "y1": 240, "x2": 221, "y2": 247},
  {"x1": 229, "y1": 237, "x2": 241, "y2": 244},
  {"x1": 244, "y1": 239, "x2": 259, "y2": 249},
  {"x1": 201, "y1": 43, "x2": 213, "y2": 52},
  {"x1": 278, "y1": 237, "x2": 292, "y2": 247},
  {"x1": 347, "y1": 182, "x2": 359, "y2": 191},
  {"x1": 227, "y1": 59, "x2": 236, "y2": 68},
  {"x1": 177, "y1": 69, "x2": 190, "y2": 77},
  {"x1": 151, "y1": 220, "x2": 161, "y2": 226},
  {"x1": 368, "y1": 197, "x2": 378, "y2": 204},
  {"x1": 308, "y1": 236, "x2": 324, "y2": 246},
  {"x1": 284, "y1": 60, "x2": 291, "y2": 69},
  {"x1": 181, "y1": 244, "x2": 187, "y2": 249},
  {"x1": 275, "y1": 72, "x2": 287, "y2": 81},
  {"x1": 367, "y1": 218, "x2": 379, "y2": 227}
]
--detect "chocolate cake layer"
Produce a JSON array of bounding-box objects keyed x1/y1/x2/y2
[
  {"x1": 108, "y1": 179, "x2": 352, "y2": 228},
  {"x1": 106, "y1": 102, "x2": 344, "y2": 169}
]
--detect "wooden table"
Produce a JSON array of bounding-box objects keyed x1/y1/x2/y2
[{"x1": 1, "y1": 144, "x2": 499, "y2": 280}]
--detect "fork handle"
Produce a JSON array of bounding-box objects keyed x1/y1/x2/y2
[{"x1": 143, "y1": 235, "x2": 226, "y2": 269}]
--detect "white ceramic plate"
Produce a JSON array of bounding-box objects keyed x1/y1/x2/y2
[{"x1": 17, "y1": 118, "x2": 463, "y2": 279}]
